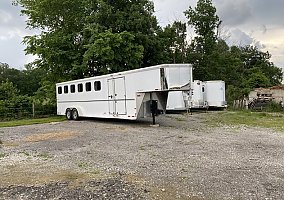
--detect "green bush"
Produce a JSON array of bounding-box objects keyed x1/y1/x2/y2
[{"x1": 263, "y1": 101, "x2": 283, "y2": 112}]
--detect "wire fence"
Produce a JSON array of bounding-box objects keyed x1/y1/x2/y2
[{"x1": 0, "y1": 102, "x2": 56, "y2": 121}]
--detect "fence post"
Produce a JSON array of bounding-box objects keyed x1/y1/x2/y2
[{"x1": 32, "y1": 102, "x2": 35, "y2": 118}]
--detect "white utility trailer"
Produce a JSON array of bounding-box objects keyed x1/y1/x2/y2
[
  {"x1": 190, "y1": 80, "x2": 208, "y2": 109},
  {"x1": 166, "y1": 91, "x2": 191, "y2": 111},
  {"x1": 166, "y1": 80, "x2": 208, "y2": 111},
  {"x1": 166, "y1": 80, "x2": 227, "y2": 111},
  {"x1": 204, "y1": 80, "x2": 227, "y2": 108},
  {"x1": 56, "y1": 64, "x2": 192, "y2": 121}
]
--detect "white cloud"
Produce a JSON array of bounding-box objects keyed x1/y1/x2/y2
[
  {"x1": 0, "y1": 0, "x2": 36, "y2": 69},
  {"x1": 213, "y1": 0, "x2": 284, "y2": 71},
  {"x1": 226, "y1": 29, "x2": 253, "y2": 46},
  {"x1": 215, "y1": 0, "x2": 252, "y2": 27},
  {"x1": 153, "y1": 0, "x2": 195, "y2": 27},
  {"x1": 0, "y1": 9, "x2": 12, "y2": 23}
]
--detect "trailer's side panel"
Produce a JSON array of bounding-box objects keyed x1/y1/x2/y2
[
  {"x1": 57, "y1": 78, "x2": 110, "y2": 118},
  {"x1": 57, "y1": 67, "x2": 163, "y2": 119},
  {"x1": 123, "y1": 68, "x2": 161, "y2": 118},
  {"x1": 166, "y1": 91, "x2": 186, "y2": 110},
  {"x1": 165, "y1": 65, "x2": 192, "y2": 88},
  {"x1": 57, "y1": 64, "x2": 193, "y2": 120},
  {"x1": 165, "y1": 65, "x2": 193, "y2": 111}
]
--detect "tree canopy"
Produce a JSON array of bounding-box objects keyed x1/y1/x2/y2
[
  {"x1": 183, "y1": 0, "x2": 282, "y2": 102},
  {"x1": 7, "y1": 0, "x2": 283, "y2": 107},
  {"x1": 15, "y1": 0, "x2": 161, "y2": 80}
]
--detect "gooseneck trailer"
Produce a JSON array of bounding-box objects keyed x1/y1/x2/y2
[{"x1": 56, "y1": 64, "x2": 192, "y2": 121}]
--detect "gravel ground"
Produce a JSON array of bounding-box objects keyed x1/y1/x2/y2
[{"x1": 1, "y1": 112, "x2": 284, "y2": 199}]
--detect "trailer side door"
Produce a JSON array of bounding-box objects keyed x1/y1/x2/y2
[{"x1": 107, "y1": 77, "x2": 127, "y2": 116}]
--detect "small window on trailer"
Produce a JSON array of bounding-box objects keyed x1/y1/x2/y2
[
  {"x1": 94, "y1": 81, "x2": 101, "y2": 91},
  {"x1": 78, "y1": 83, "x2": 83, "y2": 92},
  {"x1": 86, "y1": 82, "x2": 91, "y2": 92},
  {"x1": 58, "y1": 86, "x2": 62, "y2": 94},
  {"x1": 70, "y1": 85, "x2": 75, "y2": 93},
  {"x1": 64, "y1": 86, "x2": 68, "y2": 94}
]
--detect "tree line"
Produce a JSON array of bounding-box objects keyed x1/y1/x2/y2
[{"x1": 1, "y1": 0, "x2": 283, "y2": 119}]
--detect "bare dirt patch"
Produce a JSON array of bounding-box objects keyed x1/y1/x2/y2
[
  {"x1": 24, "y1": 131, "x2": 78, "y2": 142},
  {"x1": 1, "y1": 113, "x2": 284, "y2": 199}
]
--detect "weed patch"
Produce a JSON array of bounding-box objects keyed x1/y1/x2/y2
[
  {"x1": 0, "y1": 117, "x2": 65, "y2": 128},
  {"x1": 209, "y1": 111, "x2": 284, "y2": 131},
  {"x1": 0, "y1": 153, "x2": 7, "y2": 158}
]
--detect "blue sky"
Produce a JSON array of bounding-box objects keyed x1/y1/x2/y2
[{"x1": 1, "y1": 0, "x2": 284, "y2": 72}]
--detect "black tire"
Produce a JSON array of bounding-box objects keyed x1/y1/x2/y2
[
  {"x1": 72, "y1": 108, "x2": 79, "y2": 120},
  {"x1": 66, "y1": 109, "x2": 72, "y2": 120}
]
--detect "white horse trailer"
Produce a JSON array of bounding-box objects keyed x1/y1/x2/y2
[
  {"x1": 56, "y1": 64, "x2": 192, "y2": 121},
  {"x1": 204, "y1": 80, "x2": 227, "y2": 108}
]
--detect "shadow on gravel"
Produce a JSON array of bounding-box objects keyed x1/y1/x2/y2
[
  {"x1": 73, "y1": 110, "x2": 213, "y2": 129},
  {"x1": 0, "y1": 178, "x2": 147, "y2": 200},
  {"x1": 77, "y1": 117, "x2": 159, "y2": 127}
]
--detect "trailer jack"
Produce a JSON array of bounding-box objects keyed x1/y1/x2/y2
[{"x1": 150, "y1": 100, "x2": 158, "y2": 125}]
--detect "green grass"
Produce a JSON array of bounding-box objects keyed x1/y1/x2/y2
[
  {"x1": 77, "y1": 162, "x2": 89, "y2": 169},
  {"x1": 0, "y1": 116, "x2": 65, "y2": 128},
  {"x1": 0, "y1": 153, "x2": 7, "y2": 158},
  {"x1": 209, "y1": 111, "x2": 284, "y2": 131}
]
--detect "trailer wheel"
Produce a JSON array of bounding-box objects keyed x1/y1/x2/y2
[
  {"x1": 66, "y1": 109, "x2": 72, "y2": 120},
  {"x1": 72, "y1": 108, "x2": 79, "y2": 120}
]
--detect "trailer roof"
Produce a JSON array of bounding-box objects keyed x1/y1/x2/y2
[{"x1": 56, "y1": 64, "x2": 192, "y2": 86}]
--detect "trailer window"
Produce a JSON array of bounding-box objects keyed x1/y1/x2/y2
[
  {"x1": 64, "y1": 86, "x2": 68, "y2": 94},
  {"x1": 86, "y1": 82, "x2": 91, "y2": 92},
  {"x1": 78, "y1": 83, "x2": 83, "y2": 92},
  {"x1": 70, "y1": 85, "x2": 75, "y2": 93},
  {"x1": 58, "y1": 87, "x2": 62, "y2": 94},
  {"x1": 94, "y1": 81, "x2": 101, "y2": 91}
]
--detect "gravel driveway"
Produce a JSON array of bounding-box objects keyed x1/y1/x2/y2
[{"x1": 1, "y1": 112, "x2": 284, "y2": 200}]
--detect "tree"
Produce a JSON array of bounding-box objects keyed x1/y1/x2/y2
[
  {"x1": 83, "y1": 31, "x2": 144, "y2": 75},
  {"x1": 15, "y1": 0, "x2": 161, "y2": 81},
  {"x1": 240, "y1": 46, "x2": 282, "y2": 86},
  {"x1": 184, "y1": 0, "x2": 221, "y2": 80},
  {"x1": 158, "y1": 21, "x2": 187, "y2": 64},
  {"x1": 224, "y1": 45, "x2": 283, "y2": 103},
  {"x1": 0, "y1": 62, "x2": 22, "y2": 86},
  {"x1": 0, "y1": 62, "x2": 46, "y2": 96},
  {"x1": 88, "y1": 0, "x2": 161, "y2": 67},
  {"x1": 185, "y1": 0, "x2": 220, "y2": 55},
  {"x1": 247, "y1": 72, "x2": 271, "y2": 89},
  {"x1": 14, "y1": 0, "x2": 87, "y2": 81},
  {"x1": 184, "y1": 0, "x2": 282, "y2": 104},
  {"x1": 0, "y1": 81, "x2": 18, "y2": 101}
]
